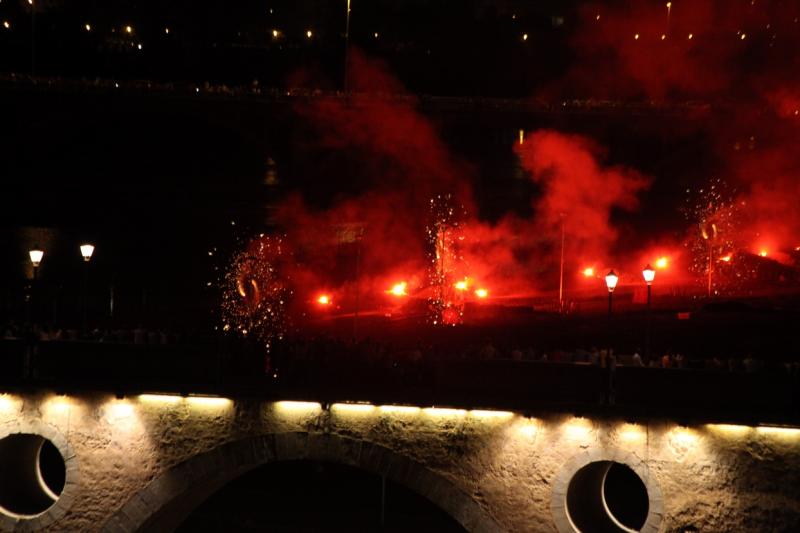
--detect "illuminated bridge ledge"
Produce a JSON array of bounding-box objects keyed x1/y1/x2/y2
[{"x1": 0, "y1": 391, "x2": 799, "y2": 532}]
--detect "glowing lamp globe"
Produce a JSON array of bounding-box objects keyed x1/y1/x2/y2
[
  {"x1": 29, "y1": 249, "x2": 44, "y2": 267},
  {"x1": 605, "y1": 270, "x2": 619, "y2": 292},
  {"x1": 642, "y1": 264, "x2": 656, "y2": 285},
  {"x1": 80, "y1": 244, "x2": 95, "y2": 262}
]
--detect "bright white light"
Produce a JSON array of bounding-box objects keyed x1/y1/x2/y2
[
  {"x1": 332, "y1": 403, "x2": 375, "y2": 414},
  {"x1": 563, "y1": 417, "x2": 592, "y2": 439},
  {"x1": 671, "y1": 426, "x2": 698, "y2": 444},
  {"x1": 423, "y1": 407, "x2": 467, "y2": 417},
  {"x1": 29, "y1": 249, "x2": 44, "y2": 267},
  {"x1": 187, "y1": 396, "x2": 231, "y2": 409},
  {"x1": 80, "y1": 243, "x2": 95, "y2": 261},
  {"x1": 517, "y1": 418, "x2": 539, "y2": 438},
  {"x1": 274, "y1": 401, "x2": 321, "y2": 413},
  {"x1": 706, "y1": 423, "x2": 751, "y2": 436},
  {"x1": 470, "y1": 410, "x2": 514, "y2": 420},
  {"x1": 618, "y1": 423, "x2": 645, "y2": 442},
  {"x1": 642, "y1": 264, "x2": 655, "y2": 284},
  {"x1": 378, "y1": 405, "x2": 420, "y2": 414},
  {"x1": 756, "y1": 426, "x2": 800, "y2": 437},
  {"x1": 107, "y1": 400, "x2": 134, "y2": 419},
  {"x1": 43, "y1": 395, "x2": 73, "y2": 416},
  {"x1": 0, "y1": 394, "x2": 21, "y2": 416},
  {"x1": 605, "y1": 270, "x2": 619, "y2": 291},
  {"x1": 139, "y1": 393, "x2": 182, "y2": 404}
]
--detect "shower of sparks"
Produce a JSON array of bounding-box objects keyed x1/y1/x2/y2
[
  {"x1": 220, "y1": 234, "x2": 292, "y2": 350},
  {"x1": 684, "y1": 178, "x2": 745, "y2": 294},
  {"x1": 427, "y1": 194, "x2": 468, "y2": 325}
]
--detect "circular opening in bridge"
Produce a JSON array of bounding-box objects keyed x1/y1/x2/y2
[
  {"x1": 566, "y1": 461, "x2": 648, "y2": 532},
  {"x1": 0, "y1": 434, "x2": 66, "y2": 517}
]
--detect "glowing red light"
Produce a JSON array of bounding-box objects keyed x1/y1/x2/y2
[
  {"x1": 759, "y1": 250, "x2": 768, "y2": 257},
  {"x1": 454, "y1": 279, "x2": 469, "y2": 291},
  {"x1": 582, "y1": 267, "x2": 595, "y2": 277},
  {"x1": 719, "y1": 255, "x2": 732, "y2": 262},
  {"x1": 655, "y1": 257, "x2": 668, "y2": 269},
  {"x1": 475, "y1": 288, "x2": 488, "y2": 299},
  {"x1": 388, "y1": 282, "x2": 408, "y2": 297},
  {"x1": 317, "y1": 295, "x2": 331, "y2": 305}
]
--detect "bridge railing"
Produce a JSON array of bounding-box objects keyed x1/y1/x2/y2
[{"x1": 0, "y1": 340, "x2": 797, "y2": 425}]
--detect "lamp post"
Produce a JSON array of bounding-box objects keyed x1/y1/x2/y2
[
  {"x1": 642, "y1": 264, "x2": 655, "y2": 361},
  {"x1": 80, "y1": 244, "x2": 94, "y2": 334},
  {"x1": 604, "y1": 270, "x2": 618, "y2": 317},
  {"x1": 26, "y1": 247, "x2": 43, "y2": 380},
  {"x1": 29, "y1": 248, "x2": 43, "y2": 279},
  {"x1": 27, "y1": 248, "x2": 44, "y2": 324},
  {"x1": 604, "y1": 270, "x2": 619, "y2": 406}
]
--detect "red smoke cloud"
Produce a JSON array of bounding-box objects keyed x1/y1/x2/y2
[
  {"x1": 252, "y1": 27, "x2": 800, "y2": 324},
  {"x1": 553, "y1": 1, "x2": 800, "y2": 275},
  {"x1": 292, "y1": 50, "x2": 473, "y2": 204},
  {"x1": 514, "y1": 130, "x2": 650, "y2": 263},
  {"x1": 266, "y1": 49, "x2": 661, "y2": 315},
  {"x1": 550, "y1": 1, "x2": 800, "y2": 100}
]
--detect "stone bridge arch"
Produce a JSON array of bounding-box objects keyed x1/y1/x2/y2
[{"x1": 101, "y1": 432, "x2": 503, "y2": 533}]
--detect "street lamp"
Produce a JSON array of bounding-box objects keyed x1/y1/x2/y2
[
  {"x1": 642, "y1": 264, "x2": 655, "y2": 285},
  {"x1": 605, "y1": 270, "x2": 618, "y2": 316},
  {"x1": 80, "y1": 243, "x2": 94, "y2": 333},
  {"x1": 29, "y1": 248, "x2": 44, "y2": 277},
  {"x1": 642, "y1": 264, "x2": 655, "y2": 361},
  {"x1": 80, "y1": 244, "x2": 95, "y2": 262},
  {"x1": 27, "y1": 247, "x2": 44, "y2": 328}
]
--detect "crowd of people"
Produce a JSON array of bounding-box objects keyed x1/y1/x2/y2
[
  {"x1": 266, "y1": 334, "x2": 800, "y2": 378},
  {"x1": 2, "y1": 321, "x2": 189, "y2": 345},
  {"x1": 3, "y1": 320, "x2": 800, "y2": 379}
]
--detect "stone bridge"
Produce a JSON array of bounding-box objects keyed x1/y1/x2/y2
[{"x1": 0, "y1": 388, "x2": 799, "y2": 532}]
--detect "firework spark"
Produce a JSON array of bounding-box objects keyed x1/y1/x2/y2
[
  {"x1": 684, "y1": 178, "x2": 744, "y2": 295},
  {"x1": 220, "y1": 234, "x2": 292, "y2": 350},
  {"x1": 427, "y1": 194, "x2": 468, "y2": 325}
]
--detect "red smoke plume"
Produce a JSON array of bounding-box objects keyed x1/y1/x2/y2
[{"x1": 514, "y1": 130, "x2": 650, "y2": 263}]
